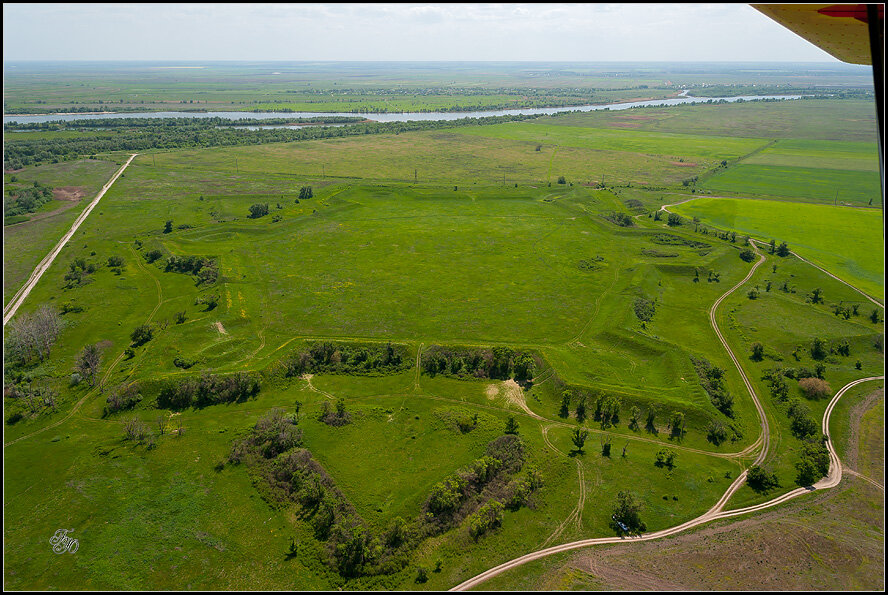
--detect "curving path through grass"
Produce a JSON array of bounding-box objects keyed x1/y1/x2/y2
[{"x1": 449, "y1": 375, "x2": 882, "y2": 591}]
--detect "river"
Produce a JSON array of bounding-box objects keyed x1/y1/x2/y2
[{"x1": 3, "y1": 92, "x2": 804, "y2": 126}]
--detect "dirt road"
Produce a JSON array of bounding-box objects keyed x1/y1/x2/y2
[{"x1": 3, "y1": 153, "x2": 138, "y2": 325}]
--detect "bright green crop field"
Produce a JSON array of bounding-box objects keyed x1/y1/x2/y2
[
  {"x1": 4, "y1": 93, "x2": 884, "y2": 591},
  {"x1": 671, "y1": 197, "x2": 884, "y2": 301}
]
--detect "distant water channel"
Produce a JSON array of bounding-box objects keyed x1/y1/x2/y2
[{"x1": 3, "y1": 92, "x2": 805, "y2": 126}]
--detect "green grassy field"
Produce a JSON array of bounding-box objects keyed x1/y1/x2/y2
[
  {"x1": 671, "y1": 197, "x2": 884, "y2": 300},
  {"x1": 4, "y1": 159, "x2": 121, "y2": 304},
  {"x1": 3, "y1": 92, "x2": 883, "y2": 590}
]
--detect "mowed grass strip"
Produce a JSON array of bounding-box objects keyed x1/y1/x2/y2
[
  {"x1": 744, "y1": 138, "x2": 879, "y2": 172},
  {"x1": 700, "y1": 163, "x2": 881, "y2": 206},
  {"x1": 452, "y1": 122, "x2": 769, "y2": 162},
  {"x1": 671, "y1": 197, "x2": 884, "y2": 300}
]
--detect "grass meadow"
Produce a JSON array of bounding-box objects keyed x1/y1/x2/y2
[
  {"x1": 3, "y1": 96, "x2": 883, "y2": 590},
  {"x1": 671, "y1": 197, "x2": 884, "y2": 301}
]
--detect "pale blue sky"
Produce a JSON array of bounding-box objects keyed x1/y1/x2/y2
[{"x1": 3, "y1": 3, "x2": 842, "y2": 62}]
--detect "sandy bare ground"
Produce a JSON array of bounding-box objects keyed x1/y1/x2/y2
[
  {"x1": 3, "y1": 154, "x2": 138, "y2": 324},
  {"x1": 214, "y1": 321, "x2": 228, "y2": 335}
]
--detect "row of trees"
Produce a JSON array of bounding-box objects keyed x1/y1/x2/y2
[
  {"x1": 420, "y1": 345, "x2": 535, "y2": 382},
  {"x1": 3, "y1": 112, "x2": 543, "y2": 169},
  {"x1": 283, "y1": 341, "x2": 411, "y2": 377},
  {"x1": 689, "y1": 356, "x2": 734, "y2": 417},
  {"x1": 156, "y1": 372, "x2": 260, "y2": 410}
]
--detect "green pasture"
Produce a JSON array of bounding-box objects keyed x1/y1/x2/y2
[
  {"x1": 671, "y1": 197, "x2": 884, "y2": 300},
  {"x1": 4, "y1": 159, "x2": 120, "y2": 304},
  {"x1": 699, "y1": 163, "x2": 880, "y2": 206},
  {"x1": 535, "y1": 99, "x2": 879, "y2": 142},
  {"x1": 453, "y1": 122, "x2": 769, "y2": 162},
  {"x1": 744, "y1": 138, "x2": 879, "y2": 172},
  {"x1": 141, "y1": 128, "x2": 712, "y2": 187}
]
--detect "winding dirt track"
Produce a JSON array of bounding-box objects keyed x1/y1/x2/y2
[
  {"x1": 451, "y1": 374, "x2": 883, "y2": 591},
  {"x1": 3, "y1": 154, "x2": 138, "y2": 325},
  {"x1": 451, "y1": 213, "x2": 882, "y2": 591}
]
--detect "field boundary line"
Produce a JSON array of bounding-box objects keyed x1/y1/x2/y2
[{"x1": 4, "y1": 153, "x2": 138, "y2": 324}]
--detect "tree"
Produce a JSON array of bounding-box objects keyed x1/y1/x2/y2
[
  {"x1": 504, "y1": 415, "x2": 520, "y2": 435},
  {"x1": 776, "y1": 241, "x2": 790, "y2": 257},
  {"x1": 559, "y1": 390, "x2": 571, "y2": 418},
  {"x1": 163, "y1": 220, "x2": 173, "y2": 233},
  {"x1": 666, "y1": 212, "x2": 682, "y2": 226},
  {"x1": 628, "y1": 405, "x2": 641, "y2": 430},
  {"x1": 556, "y1": 175, "x2": 566, "y2": 184},
  {"x1": 130, "y1": 324, "x2": 154, "y2": 347},
  {"x1": 612, "y1": 490, "x2": 646, "y2": 534},
  {"x1": 299, "y1": 186, "x2": 313, "y2": 200},
  {"x1": 768, "y1": 239, "x2": 776, "y2": 254},
  {"x1": 5, "y1": 304, "x2": 62, "y2": 364},
  {"x1": 810, "y1": 337, "x2": 828, "y2": 360},
  {"x1": 76, "y1": 343, "x2": 102, "y2": 387},
  {"x1": 738, "y1": 248, "x2": 755, "y2": 262},
  {"x1": 750, "y1": 342, "x2": 765, "y2": 361},
  {"x1": 655, "y1": 448, "x2": 677, "y2": 469},
  {"x1": 746, "y1": 465, "x2": 779, "y2": 492},
  {"x1": 571, "y1": 427, "x2": 589, "y2": 453},
  {"x1": 809, "y1": 287, "x2": 823, "y2": 304},
  {"x1": 870, "y1": 309, "x2": 882, "y2": 324},
  {"x1": 248, "y1": 203, "x2": 269, "y2": 218},
  {"x1": 668, "y1": 411, "x2": 685, "y2": 438},
  {"x1": 575, "y1": 396, "x2": 587, "y2": 424}
]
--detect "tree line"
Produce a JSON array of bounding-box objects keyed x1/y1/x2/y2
[{"x1": 3, "y1": 112, "x2": 543, "y2": 169}]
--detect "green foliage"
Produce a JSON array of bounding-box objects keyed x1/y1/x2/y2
[
  {"x1": 655, "y1": 448, "x2": 677, "y2": 469},
  {"x1": 467, "y1": 500, "x2": 504, "y2": 540},
  {"x1": 157, "y1": 372, "x2": 260, "y2": 410},
  {"x1": 746, "y1": 465, "x2": 780, "y2": 492},
  {"x1": 690, "y1": 356, "x2": 734, "y2": 417},
  {"x1": 248, "y1": 203, "x2": 269, "y2": 218},
  {"x1": 285, "y1": 341, "x2": 411, "y2": 377},
  {"x1": 571, "y1": 427, "x2": 589, "y2": 453},
  {"x1": 633, "y1": 296, "x2": 656, "y2": 322},
  {"x1": 129, "y1": 323, "x2": 154, "y2": 347},
  {"x1": 421, "y1": 345, "x2": 534, "y2": 381},
  {"x1": 103, "y1": 382, "x2": 142, "y2": 417},
  {"x1": 612, "y1": 490, "x2": 646, "y2": 535},
  {"x1": 4, "y1": 181, "x2": 53, "y2": 217},
  {"x1": 504, "y1": 415, "x2": 519, "y2": 435},
  {"x1": 795, "y1": 440, "x2": 831, "y2": 486},
  {"x1": 739, "y1": 248, "x2": 755, "y2": 262}
]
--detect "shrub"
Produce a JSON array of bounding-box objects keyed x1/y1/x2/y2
[
  {"x1": 130, "y1": 324, "x2": 154, "y2": 346},
  {"x1": 104, "y1": 383, "x2": 143, "y2": 416},
  {"x1": 467, "y1": 500, "x2": 504, "y2": 539},
  {"x1": 747, "y1": 465, "x2": 780, "y2": 492},
  {"x1": 798, "y1": 377, "x2": 831, "y2": 400},
  {"x1": 739, "y1": 248, "x2": 755, "y2": 262}
]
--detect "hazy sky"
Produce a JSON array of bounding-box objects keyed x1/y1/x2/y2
[{"x1": 3, "y1": 3, "x2": 841, "y2": 62}]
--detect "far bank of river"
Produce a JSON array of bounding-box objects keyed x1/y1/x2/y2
[{"x1": 3, "y1": 93, "x2": 805, "y2": 126}]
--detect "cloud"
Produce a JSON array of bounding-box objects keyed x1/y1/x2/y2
[{"x1": 2, "y1": 3, "x2": 842, "y2": 62}]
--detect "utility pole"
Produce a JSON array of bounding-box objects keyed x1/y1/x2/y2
[
  {"x1": 322, "y1": 163, "x2": 325, "y2": 178},
  {"x1": 235, "y1": 157, "x2": 238, "y2": 173},
  {"x1": 152, "y1": 154, "x2": 156, "y2": 167},
  {"x1": 414, "y1": 168, "x2": 417, "y2": 184}
]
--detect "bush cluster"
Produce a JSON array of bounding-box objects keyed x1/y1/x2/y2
[
  {"x1": 690, "y1": 356, "x2": 734, "y2": 416},
  {"x1": 284, "y1": 341, "x2": 410, "y2": 377},
  {"x1": 420, "y1": 345, "x2": 535, "y2": 381},
  {"x1": 157, "y1": 372, "x2": 260, "y2": 410}
]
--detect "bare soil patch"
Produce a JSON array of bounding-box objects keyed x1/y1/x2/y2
[
  {"x1": 555, "y1": 481, "x2": 883, "y2": 591},
  {"x1": 52, "y1": 186, "x2": 86, "y2": 201},
  {"x1": 214, "y1": 321, "x2": 227, "y2": 335}
]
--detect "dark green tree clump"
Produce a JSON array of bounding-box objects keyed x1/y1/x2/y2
[
  {"x1": 298, "y1": 186, "x2": 314, "y2": 199},
  {"x1": 746, "y1": 465, "x2": 780, "y2": 492},
  {"x1": 129, "y1": 323, "x2": 154, "y2": 347},
  {"x1": 738, "y1": 247, "x2": 755, "y2": 262},
  {"x1": 248, "y1": 203, "x2": 269, "y2": 218},
  {"x1": 795, "y1": 439, "x2": 830, "y2": 486},
  {"x1": 157, "y1": 372, "x2": 260, "y2": 410},
  {"x1": 103, "y1": 382, "x2": 143, "y2": 416},
  {"x1": 165, "y1": 254, "x2": 218, "y2": 285},
  {"x1": 604, "y1": 211, "x2": 634, "y2": 227},
  {"x1": 612, "y1": 490, "x2": 646, "y2": 535},
  {"x1": 690, "y1": 355, "x2": 734, "y2": 417},
  {"x1": 420, "y1": 345, "x2": 535, "y2": 382},
  {"x1": 633, "y1": 296, "x2": 656, "y2": 323},
  {"x1": 284, "y1": 341, "x2": 411, "y2": 377},
  {"x1": 3, "y1": 181, "x2": 53, "y2": 217}
]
